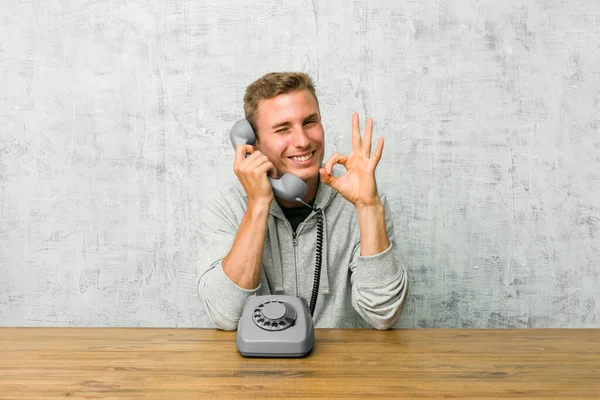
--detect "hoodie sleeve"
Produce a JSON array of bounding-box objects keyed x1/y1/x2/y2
[
  {"x1": 349, "y1": 194, "x2": 410, "y2": 330},
  {"x1": 196, "y1": 188, "x2": 260, "y2": 331}
]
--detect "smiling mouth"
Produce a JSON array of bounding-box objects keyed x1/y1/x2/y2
[{"x1": 289, "y1": 151, "x2": 314, "y2": 163}]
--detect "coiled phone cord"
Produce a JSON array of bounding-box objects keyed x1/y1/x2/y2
[
  {"x1": 295, "y1": 198, "x2": 324, "y2": 317},
  {"x1": 309, "y1": 208, "x2": 324, "y2": 317}
]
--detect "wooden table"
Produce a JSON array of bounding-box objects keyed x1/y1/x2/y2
[{"x1": 0, "y1": 328, "x2": 599, "y2": 399}]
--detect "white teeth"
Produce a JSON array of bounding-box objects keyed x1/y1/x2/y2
[{"x1": 291, "y1": 153, "x2": 312, "y2": 162}]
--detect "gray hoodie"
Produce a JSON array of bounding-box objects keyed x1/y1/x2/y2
[{"x1": 196, "y1": 175, "x2": 410, "y2": 331}]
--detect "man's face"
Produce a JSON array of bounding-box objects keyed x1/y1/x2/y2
[{"x1": 254, "y1": 89, "x2": 324, "y2": 183}]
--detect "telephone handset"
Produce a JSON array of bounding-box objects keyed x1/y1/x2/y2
[
  {"x1": 229, "y1": 119, "x2": 307, "y2": 202},
  {"x1": 236, "y1": 294, "x2": 314, "y2": 358}
]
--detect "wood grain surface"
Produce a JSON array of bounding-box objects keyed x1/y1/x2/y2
[{"x1": 1, "y1": 328, "x2": 599, "y2": 399}]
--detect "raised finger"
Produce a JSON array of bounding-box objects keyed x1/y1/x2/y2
[
  {"x1": 352, "y1": 112, "x2": 362, "y2": 153},
  {"x1": 371, "y1": 137, "x2": 385, "y2": 165},
  {"x1": 363, "y1": 118, "x2": 373, "y2": 157}
]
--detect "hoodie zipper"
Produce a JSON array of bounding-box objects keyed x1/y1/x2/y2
[
  {"x1": 291, "y1": 214, "x2": 317, "y2": 298},
  {"x1": 288, "y1": 208, "x2": 320, "y2": 298}
]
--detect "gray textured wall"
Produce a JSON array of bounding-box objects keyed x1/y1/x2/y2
[{"x1": 1, "y1": 0, "x2": 599, "y2": 328}]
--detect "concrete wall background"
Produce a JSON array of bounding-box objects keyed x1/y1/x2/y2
[{"x1": 1, "y1": 0, "x2": 599, "y2": 328}]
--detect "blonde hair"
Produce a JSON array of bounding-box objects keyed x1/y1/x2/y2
[{"x1": 243, "y1": 72, "x2": 319, "y2": 133}]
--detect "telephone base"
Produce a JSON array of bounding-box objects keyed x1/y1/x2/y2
[{"x1": 236, "y1": 295, "x2": 314, "y2": 358}]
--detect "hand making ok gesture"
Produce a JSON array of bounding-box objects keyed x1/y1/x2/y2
[{"x1": 319, "y1": 112, "x2": 384, "y2": 208}]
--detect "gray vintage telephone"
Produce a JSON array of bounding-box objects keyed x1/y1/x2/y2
[
  {"x1": 236, "y1": 295, "x2": 315, "y2": 358},
  {"x1": 229, "y1": 119, "x2": 324, "y2": 358}
]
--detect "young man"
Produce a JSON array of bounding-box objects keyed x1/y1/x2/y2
[{"x1": 197, "y1": 72, "x2": 409, "y2": 330}]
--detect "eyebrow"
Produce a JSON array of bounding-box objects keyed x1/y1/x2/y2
[{"x1": 271, "y1": 113, "x2": 319, "y2": 130}]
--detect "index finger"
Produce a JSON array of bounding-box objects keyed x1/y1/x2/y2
[{"x1": 234, "y1": 144, "x2": 254, "y2": 164}]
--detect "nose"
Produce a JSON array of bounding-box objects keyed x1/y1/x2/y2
[{"x1": 291, "y1": 125, "x2": 310, "y2": 148}]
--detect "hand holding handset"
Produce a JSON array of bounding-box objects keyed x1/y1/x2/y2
[{"x1": 230, "y1": 119, "x2": 307, "y2": 202}]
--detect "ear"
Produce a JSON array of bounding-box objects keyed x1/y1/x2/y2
[{"x1": 254, "y1": 133, "x2": 261, "y2": 148}]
